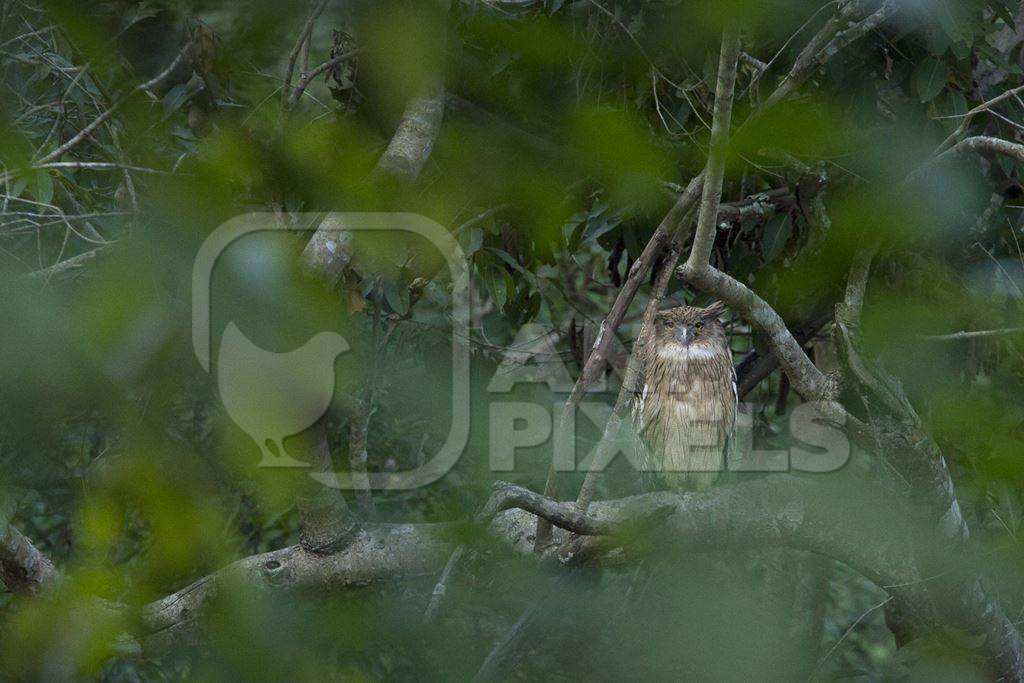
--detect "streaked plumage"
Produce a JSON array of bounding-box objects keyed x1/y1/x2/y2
[{"x1": 634, "y1": 301, "x2": 736, "y2": 490}]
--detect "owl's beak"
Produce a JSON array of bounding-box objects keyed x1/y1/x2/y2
[{"x1": 678, "y1": 326, "x2": 693, "y2": 347}]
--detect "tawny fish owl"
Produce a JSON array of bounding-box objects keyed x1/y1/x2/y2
[{"x1": 634, "y1": 301, "x2": 736, "y2": 490}]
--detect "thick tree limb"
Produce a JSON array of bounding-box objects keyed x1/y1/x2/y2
[
  {"x1": 831, "y1": 250, "x2": 1023, "y2": 680},
  {"x1": 289, "y1": 233, "x2": 362, "y2": 552},
  {"x1": 373, "y1": 87, "x2": 446, "y2": 181},
  {"x1": 292, "y1": 421, "x2": 360, "y2": 553},
  {"x1": 132, "y1": 476, "x2": 1022, "y2": 680},
  {"x1": 303, "y1": 6, "x2": 447, "y2": 273}
]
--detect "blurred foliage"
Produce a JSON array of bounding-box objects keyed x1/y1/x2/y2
[{"x1": 0, "y1": 0, "x2": 1023, "y2": 680}]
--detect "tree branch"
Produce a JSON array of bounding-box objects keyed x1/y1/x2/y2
[
  {"x1": 914, "y1": 135, "x2": 1024, "y2": 181},
  {"x1": 288, "y1": 234, "x2": 362, "y2": 553},
  {"x1": 132, "y1": 476, "x2": 1023, "y2": 681},
  {"x1": 762, "y1": 0, "x2": 896, "y2": 112},
  {"x1": 282, "y1": 0, "x2": 331, "y2": 108},
  {"x1": 734, "y1": 314, "x2": 832, "y2": 398},
  {"x1": 686, "y1": 25, "x2": 741, "y2": 271},
  {"x1": 373, "y1": 87, "x2": 446, "y2": 182},
  {"x1": 678, "y1": 259, "x2": 832, "y2": 401},
  {"x1": 923, "y1": 327, "x2": 1024, "y2": 341},
  {"x1": 0, "y1": 519, "x2": 59, "y2": 595},
  {"x1": 836, "y1": 243, "x2": 879, "y2": 328},
  {"x1": 285, "y1": 49, "x2": 361, "y2": 110},
  {"x1": 935, "y1": 84, "x2": 1024, "y2": 155},
  {"x1": 292, "y1": 421, "x2": 360, "y2": 553}
]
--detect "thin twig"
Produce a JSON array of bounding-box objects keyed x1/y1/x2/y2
[
  {"x1": 923, "y1": 328, "x2": 1024, "y2": 341},
  {"x1": 686, "y1": 25, "x2": 741, "y2": 271},
  {"x1": 936, "y1": 86, "x2": 1024, "y2": 156},
  {"x1": 26, "y1": 246, "x2": 107, "y2": 280},
  {"x1": 286, "y1": 49, "x2": 361, "y2": 110},
  {"x1": 282, "y1": 0, "x2": 331, "y2": 107},
  {"x1": 762, "y1": 1, "x2": 895, "y2": 113},
  {"x1": 809, "y1": 596, "x2": 893, "y2": 680}
]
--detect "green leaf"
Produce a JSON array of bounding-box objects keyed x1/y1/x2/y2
[
  {"x1": 10, "y1": 176, "x2": 27, "y2": 198},
  {"x1": 940, "y1": 91, "x2": 968, "y2": 134},
  {"x1": 913, "y1": 58, "x2": 947, "y2": 103},
  {"x1": 762, "y1": 213, "x2": 792, "y2": 263},
  {"x1": 950, "y1": 40, "x2": 971, "y2": 62},
  {"x1": 487, "y1": 268, "x2": 509, "y2": 309},
  {"x1": 383, "y1": 279, "x2": 409, "y2": 315},
  {"x1": 465, "y1": 227, "x2": 484, "y2": 257},
  {"x1": 162, "y1": 83, "x2": 190, "y2": 113},
  {"x1": 584, "y1": 213, "x2": 621, "y2": 244},
  {"x1": 987, "y1": 0, "x2": 1016, "y2": 28},
  {"x1": 488, "y1": 248, "x2": 538, "y2": 287},
  {"x1": 34, "y1": 170, "x2": 53, "y2": 205},
  {"x1": 935, "y1": 2, "x2": 966, "y2": 44}
]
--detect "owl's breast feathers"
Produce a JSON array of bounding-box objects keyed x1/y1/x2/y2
[{"x1": 634, "y1": 344, "x2": 737, "y2": 485}]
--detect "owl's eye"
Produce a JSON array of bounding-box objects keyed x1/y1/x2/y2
[
  {"x1": 694, "y1": 321, "x2": 704, "y2": 330},
  {"x1": 664, "y1": 321, "x2": 675, "y2": 328}
]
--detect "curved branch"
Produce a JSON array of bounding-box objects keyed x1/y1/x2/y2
[
  {"x1": 677, "y1": 263, "x2": 831, "y2": 400},
  {"x1": 914, "y1": 135, "x2": 1024, "y2": 182}
]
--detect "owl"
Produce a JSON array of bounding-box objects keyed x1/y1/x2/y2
[
  {"x1": 633, "y1": 301, "x2": 736, "y2": 490},
  {"x1": 327, "y1": 30, "x2": 362, "y2": 110}
]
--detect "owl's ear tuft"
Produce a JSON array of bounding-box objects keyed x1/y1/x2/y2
[{"x1": 701, "y1": 300, "x2": 728, "y2": 319}]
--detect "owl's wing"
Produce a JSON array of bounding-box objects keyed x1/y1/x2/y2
[
  {"x1": 629, "y1": 356, "x2": 660, "y2": 486},
  {"x1": 630, "y1": 349, "x2": 654, "y2": 433},
  {"x1": 723, "y1": 353, "x2": 739, "y2": 462}
]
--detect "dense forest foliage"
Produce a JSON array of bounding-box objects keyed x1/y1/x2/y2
[{"x1": 2, "y1": 0, "x2": 1024, "y2": 680}]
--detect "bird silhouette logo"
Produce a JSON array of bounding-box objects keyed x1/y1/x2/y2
[
  {"x1": 193, "y1": 212, "x2": 471, "y2": 489},
  {"x1": 216, "y1": 322, "x2": 350, "y2": 467}
]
